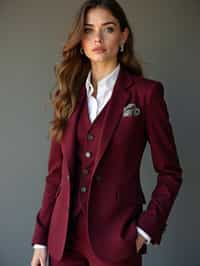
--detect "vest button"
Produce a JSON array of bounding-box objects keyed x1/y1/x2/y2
[
  {"x1": 87, "y1": 133, "x2": 94, "y2": 140},
  {"x1": 82, "y1": 168, "x2": 89, "y2": 175},
  {"x1": 85, "y1": 151, "x2": 92, "y2": 158},
  {"x1": 67, "y1": 175, "x2": 70, "y2": 181},
  {"x1": 81, "y1": 186, "x2": 87, "y2": 192}
]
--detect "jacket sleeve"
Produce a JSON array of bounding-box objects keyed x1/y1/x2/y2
[
  {"x1": 31, "y1": 135, "x2": 63, "y2": 246},
  {"x1": 137, "y1": 81, "x2": 183, "y2": 245}
]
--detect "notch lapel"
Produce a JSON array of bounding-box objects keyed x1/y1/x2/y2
[{"x1": 90, "y1": 66, "x2": 136, "y2": 179}]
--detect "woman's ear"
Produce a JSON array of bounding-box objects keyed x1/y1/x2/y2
[{"x1": 122, "y1": 27, "x2": 129, "y2": 44}]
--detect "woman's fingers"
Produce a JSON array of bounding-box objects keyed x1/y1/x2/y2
[
  {"x1": 31, "y1": 257, "x2": 46, "y2": 266},
  {"x1": 136, "y1": 234, "x2": 146, "y2": 253},
  {"x1": 40, "y1": 257, "x2": 46, "y2": 266},
  {"x1": 30, "y1": 248, "x2": 47, "y2": 266}
]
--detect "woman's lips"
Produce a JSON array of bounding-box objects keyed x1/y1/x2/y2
[{"x1": 92, "y1": 47, "x2": 106, "y2": 53}]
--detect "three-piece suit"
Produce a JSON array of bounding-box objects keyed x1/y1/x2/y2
[{"x1": 31, "y1": 65, "x2": 183, "y2": 266}]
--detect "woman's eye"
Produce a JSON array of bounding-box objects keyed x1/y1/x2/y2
[
  {"x1": 83, "y1": 27, "x2": 114, "y2": 34},
  {"x1": 84, "y1": 28, "x2": 92, "y2": 33},
  {"x1": 105, "y1": 27, "x2": 114, "y2": 33}
]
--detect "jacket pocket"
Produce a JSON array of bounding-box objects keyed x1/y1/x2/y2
[{"x1": 116, "y1": 190, "x2": 145, "y2": 206}]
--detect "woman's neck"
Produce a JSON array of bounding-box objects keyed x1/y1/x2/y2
[{"x1": 90, "y1": 60, "x2": 119, "y2": 90}]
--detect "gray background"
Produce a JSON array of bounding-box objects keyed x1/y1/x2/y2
[{"x1": 0, "y1": 1, "x2": 199, "y2": 265}]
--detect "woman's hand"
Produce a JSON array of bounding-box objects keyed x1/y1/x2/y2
[
  {"x1": 30, "y1": 248, "x2": 47, "y2": 266},
  {"x1": 136, "y1": 234, "x2": 146, "y2": 253}
]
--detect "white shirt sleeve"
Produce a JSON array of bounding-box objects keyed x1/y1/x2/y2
[
  {"x1": 33, "y1": 244, "x2": 47, "y2": 249},
  {"x1": 136, "y1": 226, "x2": 151, "y2": 244}
]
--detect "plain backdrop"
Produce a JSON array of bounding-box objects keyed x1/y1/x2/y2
[{"x1": 0, "y1": 1, "x2": 199, "y2": 265}]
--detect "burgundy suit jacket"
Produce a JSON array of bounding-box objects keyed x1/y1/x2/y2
[{"x1": 31, "y1": 66, "x2": 183, "y2": 262}]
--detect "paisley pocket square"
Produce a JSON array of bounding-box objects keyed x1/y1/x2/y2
[
  {"x1": 123, "y1": 103, "x2": 141, "y2": 117},
  {"x1": 123, "y1": 103, "x2": 136, "y2": 111}
]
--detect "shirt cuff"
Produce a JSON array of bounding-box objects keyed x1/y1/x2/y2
[
  {"x1": 33, "y1": 244, "x2": 47, "y2": 249},
  {"x1": 136, "y1": 226, "x2": 151, "y2": 245}
]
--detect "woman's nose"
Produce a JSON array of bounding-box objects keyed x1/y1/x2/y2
[{"x1": 94, "y1": 30, "x2": 103, "y2": 43}]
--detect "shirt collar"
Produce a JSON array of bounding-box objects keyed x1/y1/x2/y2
[{"x1": 85, "y1": 63, "x2": 120, "y2": 99}]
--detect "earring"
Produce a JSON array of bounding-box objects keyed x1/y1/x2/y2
[
  {"x1": 80, "y1": 47, "x2": 84, "y2": 55},
  {"x1": 120, "y1": 43, "x2": 124, "y2": 52}
]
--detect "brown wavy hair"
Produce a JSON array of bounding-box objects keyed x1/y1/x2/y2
[{"x1": 48, "y1": 0, "x2": 143, "y2": 143}]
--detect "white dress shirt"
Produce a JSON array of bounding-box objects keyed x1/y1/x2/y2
[{"x1": 33, "y1": 63, "x2": 151, "y2": 249}]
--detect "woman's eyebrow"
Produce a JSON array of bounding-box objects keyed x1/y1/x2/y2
[{"x1": 84, "y1": 21, "x2": 117, "y2": 27}]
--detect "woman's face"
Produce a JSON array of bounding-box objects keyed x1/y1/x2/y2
[{"x1": 81, "y1": 7, "x2": 129, "y2": 65}]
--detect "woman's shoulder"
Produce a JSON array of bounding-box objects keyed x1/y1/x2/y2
[
  {"x1": 123, "y1": 65, "x2": 163, "y2": 89},
  {"x1": 128, "y1": 72, "x2": 165, "y2": 99},
  {"x1": 131, "y1": 72, "x2": 163, "y2": 89},
  {"x1": 124, "y1": 69, "x2": 166, "y2": 106}
]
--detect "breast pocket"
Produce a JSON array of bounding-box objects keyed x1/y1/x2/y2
[
  {"x1": 120, "y1": 107, "x2": 144, "y2": 129},
  {"x1": 121, "y1": 113, "x2": 140, "y2": 121}
]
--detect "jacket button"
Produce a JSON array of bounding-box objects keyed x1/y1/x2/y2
[
  {"x1": 95, "y1": 175, "x2": 101, "y2": 181},
  {"x1": 67, "y1": 175, "x2": 70, "y2": 181},
  {"x1": 81, "y1": 186, "x2": 87, "y2": 192},
  {"x1": 85, "y1": 151, "x2": 92, "y2": 158}
]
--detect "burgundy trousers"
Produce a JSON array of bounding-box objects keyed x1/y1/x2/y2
[{"x1": 49, "y1": 210, "x2": 142, "y2": 266}]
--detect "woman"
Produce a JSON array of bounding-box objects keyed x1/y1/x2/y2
[{"x1": 30, "y1": 0, "x2": 183, "y2": 265}]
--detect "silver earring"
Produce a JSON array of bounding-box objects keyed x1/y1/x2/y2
[
  {"x1": 120, "y1": 43, "x2": 124, "y2": 52},
  {"x1": 80, "y1": 47, "x2": 84, "y2": 55}
]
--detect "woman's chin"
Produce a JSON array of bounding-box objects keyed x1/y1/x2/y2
[{"x1": 89, "y1": 56, "x2": 115, "y2": 64}]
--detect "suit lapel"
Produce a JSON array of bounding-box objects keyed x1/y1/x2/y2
[{"x1": 90, "y1": 66, "x2": 136, "y2": 178}]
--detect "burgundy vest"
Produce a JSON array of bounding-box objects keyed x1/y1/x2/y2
[{"x1": 69, "y1": 90, "x2": 112, "y2": 218}]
